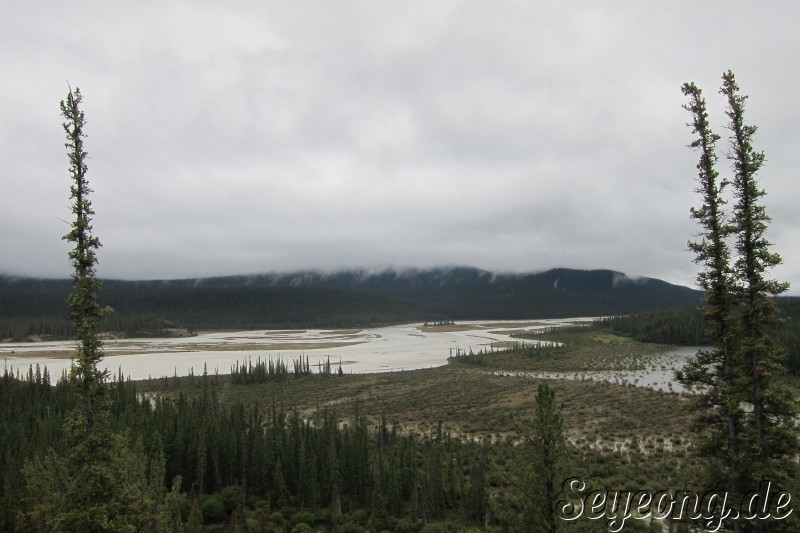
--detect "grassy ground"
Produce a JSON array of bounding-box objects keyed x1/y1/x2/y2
[{"x1": 475, "y1": 327, "x2": 673, "y2": 372}]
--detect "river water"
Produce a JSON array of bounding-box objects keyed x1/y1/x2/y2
[
  {"x1": 1, "y1": 319, "x2": 699, "y2": 392},
  {"x1": 491, "y1": 346, "x2": 700, "y2": 394}
]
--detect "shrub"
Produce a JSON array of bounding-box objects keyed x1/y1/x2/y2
[
  {"x1": 420, "y1": 523, "x2": 460, "y2": 533},
  {"x1": 313, "y1": 507, "x2": 332, "y2": 524},
  {"x1": 269, "y1": 511, "x2": 287, "y2": 526},
  {"x1": 290, "y1": 510, "x2": 316, "y2": 527},
  {"x1": 200, "y1": 495, "x2": 227, "y2": 523},
  {"x1": 220, "y1": 484, "x2": 243, "y2": 514}
]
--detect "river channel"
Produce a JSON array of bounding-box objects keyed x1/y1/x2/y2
[{"x1": 1, "y1": 319, "x2": 698, "y2": 392}]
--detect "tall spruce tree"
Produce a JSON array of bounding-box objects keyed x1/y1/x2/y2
[
  {"x1": 721, "y1": 71, "x2": 797, "y2": 486},
  {"x1": 529, "y1": 382, "x2": 566, "y2": 533},
  {"x1": 53, "y1": 87, "x2": 139, "y2": 532},
  {"x1": 677, "y1": 81, "x2": 745, "y2": 506},
  {"x1": 61, "y1": 87, "x2": 112, "y2": 441},
  {"x1": 506, "y1": 382, "x2": 566, "y2": 532},
  {"x1": 679, "y1": 72, "x2": 799, "y2": 531}
]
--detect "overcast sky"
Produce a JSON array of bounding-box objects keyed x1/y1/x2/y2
[{"x1": 2, "y1": 1, "x2": 798, "y2": 291}]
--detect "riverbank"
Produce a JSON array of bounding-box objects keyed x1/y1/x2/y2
[{"x1": 0, "y1": 318, "x2": 593, "y2": 379}]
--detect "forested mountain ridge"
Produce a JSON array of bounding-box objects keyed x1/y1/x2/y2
[{"x1": 0, "y1": 267, "x2": 701, "y2": 340}]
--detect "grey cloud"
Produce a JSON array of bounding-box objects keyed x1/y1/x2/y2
[{"x1": 1, "y1": 1, "x2": 799, "y2": 293}]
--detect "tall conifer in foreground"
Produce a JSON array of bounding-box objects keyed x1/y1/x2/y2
[
  {"x1": 677, "y1": 81, "x2": 744, "y2": 505},
  {"x1": 679, "y1": 72, "x2": 798, "y2": 531},
  {"x1": 529, "y1": 381, "x2": 566, "y2": 533},
  {"x1": 721, "y1": 71, "x2": 797, "y2": 486},
  {"x1": 505, "y1": 381, "x2": 566, "y2": 532},
  {"x1": 61, "y1": 86, "x2": 112, "y2": 446},
  {"x1": 51, "y1": 87, "x2": 138, "y2": 532}
]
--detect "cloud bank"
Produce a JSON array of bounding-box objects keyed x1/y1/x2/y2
[{"x1": 1, "y1": 1, "x2": 798, "y2": 291}]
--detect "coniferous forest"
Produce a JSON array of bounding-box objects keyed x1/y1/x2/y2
[
  {"x1": 599, "y1": 298, "x2": 800, "y2": 375},
  {"x1": 2, "y1": 367, "x2": 503, "y2": 531}
]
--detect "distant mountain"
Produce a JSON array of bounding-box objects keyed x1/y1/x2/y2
[
  {"x1": 0, "y1": 267, "x2": 701, "y2": 340},
  {"x1": 110, "y1": 266, "x2": 701, "y2": 315}
]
